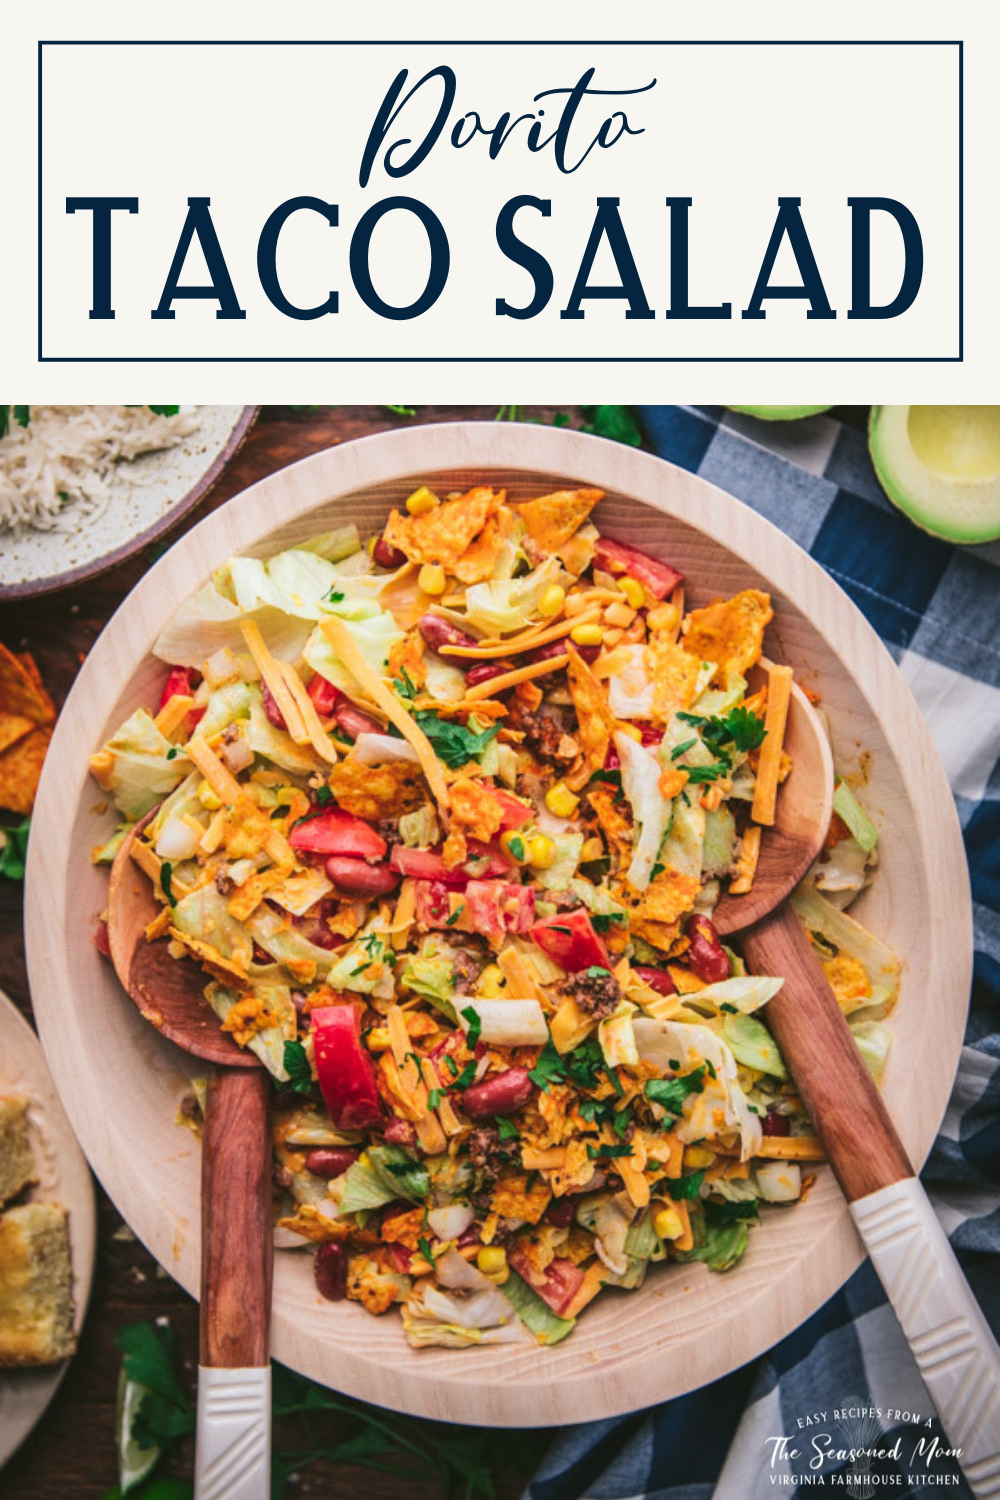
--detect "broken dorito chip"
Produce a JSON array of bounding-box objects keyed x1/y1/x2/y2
[
  {"x1": 516, "y1": 489, "x2": 603, "y2": 552},
  {"x1": 0, "y1": 646, "x2": 55, "y2": 726},
  {"x1": 0, "y1": 728, "x2": 52, "y2": 816},
  {"x1": 452, "y1": 509, "x2": 513, "y2": 585},
  {"x1": 681, "y1": 589, "x2": 773, "y2": 685},
  {"x1": 566, "y1": 646, "x2": 617, "y2": 790},
  {"x1": 649, "y1": 635, "x2": 703, "y2": 722},
  {"x1": 0, "y1": 713, "x2": 34, "y2": 757},
  {"x1": 327, "y1": 757, "x2": 426, "y2": 823},
  {"x1": 383, "y1": 486, "x2": 504, "y2": 571}
]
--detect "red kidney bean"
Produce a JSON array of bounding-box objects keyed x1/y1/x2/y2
[
  {"x1": 373, "y1": 535, "x2": 407, "y2": 569},
  {"x1": 464, "y1": 660, "x2": 515, "y2": 689},
  {"x1": 384, "y1": 1118, "x2": 417, "y2": 1148},
  {"x1": 417, "y1": 613, "x2": 479, "y2": 653},
  {"x1": 461, "y1": 1066, "x2": 533, "y2": 1120},
  {"x1": 763, "y1": 1110, "x2": 791, "y2": 1137},
  {"x1": 547, "y1": 1196, "x2": 580, "y2": 1227},
  {"x1": 334, "y1": 701, "x2": 384, "y2": 740},
  {"x1": 686, "y1": 916, "x2": 730, "y2": 984},
  {"x1": 262, "y1": 680, "x2": 287, "y2": 730},
  {"x1": 324, "y1": 855, "x2": 401, "y2": 897},
  {"x1": 314, "y1": 1241, "x2": 348, "y2": 1301},
  {"x1": 305, "y1": 1147, "x2": 359, "y2": 1179},
  {"x1": 633, "y1": 965, "x2": 677, "y2": 997}
]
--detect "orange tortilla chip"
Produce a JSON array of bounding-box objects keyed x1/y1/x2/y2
[
  {"x1": 0, "y1": 645, "x2": 56, "y2": 725},
  {"x1": 0, "y1": 727, "x2": 53, "y2": 815},
  {"x1": 383, "y1": 486, "x2": 504, "y2": 570},
  {"x1": 452, "y1": 508, "x2": 513, "y2": 585},
  {"x1": 649, "y1": 635, "x2": 702, "y2": 721},
  {"x1": 0, "y1": 712, "x2": 34, "y2": 756},
  {"x1": 327, "y1": 757, "x2": 426, "y2": 822},
  {"x1": 681, "y1": 590, "x2": 773, "y2": 685},
  {"x1": 446, "y1": 775, "x2": 504, "y2": 847},
  {"x1": 566, "y1": 647, "x2": 616, "y2": 790},
  {"x1": 516, "y1": 489, "x2": 602, "y2": 551},
  {"x1": 585, "y1": 785, "x2": 633, "y2": 863}
]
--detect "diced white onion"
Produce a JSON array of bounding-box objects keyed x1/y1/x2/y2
[
  {"x1": 460, "y1": 999, "x2": 548, "y2": 1047},
  {"x1": 755, "y1": 1161, "x2": 802, "y2": 1203},
  {"x1": 203, "y1": 646, "x2": 241, "y2": 688},
  {"x1": 155, "y1": 816, "x2": 201, "y2": 862},
  {"x1": 427, "y1": 1207, "x2": 476, "y2": 1244},
  {"x1": 352, "y1": 732, "x2": 420, "y2": 766},
  {"x1": 221, "y1": 735, "x2": 254, "y2": 773}
]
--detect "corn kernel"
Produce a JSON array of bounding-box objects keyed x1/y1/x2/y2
[
  {"x1": 653, "y1": 1206, "x2": 684, "y2": 1241},
  {"x1": 365, "y1": 1027, "x2": 392, "y2": 1052},
  {"x1": 500, "y1": 830, "x2": 529, "y2": 863},
  {"x1": 604, "y1": 601, "x2": 636, "y2": 629},
  {"x1": 197, "y1": 779, "x2": 222, "y2": 810},
  {"x1": 570, "y1": 622, "x2": 603, "y2": 647},
  {"x1": 620, "y1": 575, "x2": 646, "y2": 609},
  {"x1": 527, "y1": 834, "x2": 556, "y2": 869},
  {"x1": 406, "y1": 485, "x2": 440, "y2": 516},
  {"x1": 477, "y1": 1245, "x2": 508, "y2": 1275},
  {"x1": 477, "y1": 964, "x2": 505, "y2": 998},
  {"x1": 418, "y1": 563, "x2": 447, "y2": 595},
  {"x1": 580, "y1": 836, "x2": 605, "y2": 862},
  {"x1": 684, "y1": 1145, "x2": 716, "y2": 1169},
  {"x1": 544, "y1": 782, "x2": 580, "y2": 819},
  {"x1": 648, "y1": 602, "x2": 679, "y2": 633},
  {"x1": 538, "y1": 584, "x2": 566, "y2": 619}
]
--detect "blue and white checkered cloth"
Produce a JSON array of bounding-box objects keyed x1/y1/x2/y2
[{"x1": 525, "y1": 406, "x2": 1000, "y2": 1500}]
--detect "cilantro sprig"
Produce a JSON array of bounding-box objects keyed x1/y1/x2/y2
[
  {"x1": 414, "y1": 712, "x2": 499, "y2": 769},
  {"x1": 282, "y1": 1040, "x2": 314, "y2": 1095}
]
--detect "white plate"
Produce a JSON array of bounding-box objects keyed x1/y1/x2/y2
[
  {"x1": 0, "y1": 405, "x2": 257, "y2": 598},
  {"x1": 0, "y1": 989, "x2": 96, "y2": 1469}
]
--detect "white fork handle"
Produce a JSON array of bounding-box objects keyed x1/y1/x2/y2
[
  {"x1": 851, "y1": 1177, "x2": 1000, "y2": 1498},
  {"x1": 195, "y1": 1365, "x2": 271, "y2": 1500}
]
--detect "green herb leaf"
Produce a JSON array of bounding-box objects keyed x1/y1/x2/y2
[
  {"x1": 591, "y1": 911, "x2": 626, "y2": 933},
  {"x1": 282, "y1": 1040, "x2": 314, "y2": 1095},
  {"x1": 587, "y1": 1141, "x2": 633, "y2": 1160},
  {"x1": 645, "y1": 1066, "x2": 706, "y2": 1116},
  {"x1": 461, "y1": 1005, "x2": 482, "y2": 1050},
  {"x1": 496, "y1": 1117, "x2": 520, "y2": 1141},
  {"x1": 685, "y1": 761, "x2": 730, "y2": 785},
  {"x1": 392, "y1": 667, "x2": 417, "y2": 701},
  {"x1": 580, "y1": 405, "x2": 643, "y2": 447},
  {"x1": 445, "y1": 905, "x2": 464, "y2": 926},
  {"x1": 668, "y1": 1169, "x2": 705, "y2": 1200},
  {"x1": 705, "y1": 1198, "x2": 759, "y2": 1226},
  {"x1": 453, "y1": 1060, "x2": 477, "y2": 1089},
  {"x1": 413, "y1": 712, "x2": 500, "y2": 769},
  {"x1": 427, "y1": 1088, "x2": 442, "y2": 1110},
  {"x1": 0, "y1": 818, "x2": 30, "y2": 882},
  {"x1": 115, "y1": 1321, "x2": 195, "y2": 1454},
  {"x1": 418, "y1": 1235, "x2": 436, "y2": 1265},
  {"x1": 670, "y1": 738, "x2": 698, "y2": 761},
  {"x1": 527, "y1": 1036, "x2": 566, "y2": 1092},
  {"x1": 159, "y1": 861, "x2": 176, "y2": 906}
]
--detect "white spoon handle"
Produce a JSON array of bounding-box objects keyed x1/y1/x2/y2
[
  {"x1": 851, "y1": 1177, "x2": 1000, "y2": 1498},
  {"x1": 194, "y1": 1365, "x2": 271, "y2": 1500}
]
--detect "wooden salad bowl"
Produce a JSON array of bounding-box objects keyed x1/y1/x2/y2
[{"x1": 24, "y1": 422, "x2": 971, "y2": 1428}]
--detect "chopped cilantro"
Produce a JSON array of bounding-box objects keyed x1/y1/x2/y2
[
  {"x1": 720, "y1": 1002, "x2": 738, "y2": 1014},
  {"x1": 587, "y1": 1141, "x2": 634, "y2": 1160},
  {"x1": 591, "y1": 912, "x2": 626, "y2": 933},
  {"x1": 454, "y1": 1060, "x2": 477, "y2": 1090},
  {"x1": 706, "y1": 1199, "x2": 759, "y2": 1226},
  {"x1": 414, "y1": 712, "x2": 499, "y2": 769},
  {"x1": 496, "y1": 1117, "x2": 520, "y2": 1141},
  {"x1": 507, "y1": 834, "x2": 525, "y2": 861},
  {"x1": 326, "y1": 590, "x2": 345, "y2": 604},
  {"x1": 461, "y1": 1005, "x2": 482, "y2": 1050},
  {"x1": 613, "y1": 1107, "x2": 630, "y2": 1138},
  {"x1": 668, "y1": 1169, "x2": 706, "y2": 1199},
  {"x1": 566, "y1": 1037, "x2": 604, "y2": 1091},
  {"x1": 165, "y1": 745, "x2": 182, "y2": 760},
  {"x1": 528, "y1": 1037, "x2": 566, "y2": 1092},
  {"x1": 548, "y1": 925, "x2": 572, "y2": 936},
  {"x1": 314, "y1": 784, "x2": 334, "y2": 806},
  {"x1": 670, "y1": 738, "x2": 698, "y2": 761},
  {"x1": 685, "y1": 761, "x2": 730, "y2": 785},
  {"x1": 445, "y1": 905, "x2": 464, "y2": 926},
  {"x1": 0, "y1": 818, "x2": 30, "y2": 882},
  {"x1": 160, "y1": 860, "x2": 177, "y2": 906},
  {"x1": 645, "y1": 1067, "x2": 706, "y2": 1116},
  {"x1": 392, "y1": 667, "x2": 417, "y2": 701},
  {"x1": 445, "y1": 1055, "x2": 460, "y2": 1078},
  {"x1": 580, "y1": 405, "x2": 643, "y2": 447},
  {"x1": 585, "y1": 965, "x2": 612, "y2": 979},
  {"x1": 427, "y1": 1088, "x2": 442, "y2": 1110},
  {"x1": 589, "y1": 767, "x2": 622, "y2": 787},
  {"x1": 418, "y1": 1236, "x2": 436, "y2": 1265},
  {"x1": 282, "y1": 1040, "x2": 314, "y2": 1095}
]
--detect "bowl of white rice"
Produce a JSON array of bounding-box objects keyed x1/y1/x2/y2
[{"x1": 0, "y1": 405, "x2": 258, "y2": 598}]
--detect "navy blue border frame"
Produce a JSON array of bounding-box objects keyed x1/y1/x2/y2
[{"x1": 38, "y1": 39, "x2": 964, "y2": 363}]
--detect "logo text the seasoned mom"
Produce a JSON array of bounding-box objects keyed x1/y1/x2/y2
[{"x1": 765, "y1": 1406, "x2": 961, "y2": 1487}]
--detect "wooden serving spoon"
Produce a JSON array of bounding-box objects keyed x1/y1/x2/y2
[
  {"x1": 712, "y1": 671, "x2": 1000, "y2": 1498},
  {"x1": 108, "y1": 820, "x2": 272, "y2": 1500}
]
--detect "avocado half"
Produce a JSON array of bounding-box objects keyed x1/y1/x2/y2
[
  {"x1": 727, "y1": 405, "x2": 833, "y2": 421},
  {"x1": 869, "y1": 406, "x2": 1000, "y2": 545}
]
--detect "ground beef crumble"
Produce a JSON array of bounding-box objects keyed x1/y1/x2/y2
[
  {"x1": 506, "y1": 700, "x2": 577, "y2": 762},
  {"x1": 563, "y1": 966, "x2": 622, "y2": 1021},
  {"x1": 376, "y1": 817, "x2": 402, "y2": 848},
  {"x1": 467, "y1": 1126, "x2": 504, "y2": 1185}
]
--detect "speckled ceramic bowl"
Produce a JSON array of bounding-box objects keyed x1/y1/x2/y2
[{"x1": 0, "y1": 406, "x2": 257, "y2": 598}]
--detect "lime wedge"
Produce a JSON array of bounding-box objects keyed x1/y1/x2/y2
[{"x1": 116, "y1": 1366, "x2": 162, "y2": 1494}]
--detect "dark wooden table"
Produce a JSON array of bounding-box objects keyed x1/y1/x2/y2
[{"x1": 0, "y1": 405, "x2": 588, "y2": 1500}]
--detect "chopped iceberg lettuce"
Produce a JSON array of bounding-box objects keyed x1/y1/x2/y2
[
  {"x1": 463, "y1": 556, "x2": 568, "y2": 636},
  {"x1": 90, "y1": 708, "x2": 189, "y2": 819},
  {"x1": 500, "y1": 1270, "x2": 577, "y2": 1345}
]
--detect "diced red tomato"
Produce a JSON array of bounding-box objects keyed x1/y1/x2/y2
[
  {"x1": 158, "y1": 665, "x2": 199, "y2": 710},
  {"x1": 463, "y1": 880, "x2": 535, "y2": 940},
  {"x1": 312, "y1": 1004, "x2": 383, "y2": 1130},
  {"x1": 390, "y1": 840, "x2": 512, "y2": 887},
  {"x1": 530, "y1": 908, "x2": 610, "y2": 972},
  {"x1": 290, "y1": 807, "x2": 387, "y2": 861},
  {"x1": 412, "y1": 880, "x2": 456, "y2": 927},
  {"x1": 593, "y1": 537, "x2": 683, "y2": 600},
  {"x1": 488, "y1": 787, "x2": 533, "y2": 830},
  {"x1": 307, "y1": 674, "x2": 342, "y2": 717},
  {"x1": 508, "y1": 1252, "x2": 584, "y2": 1317}
]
